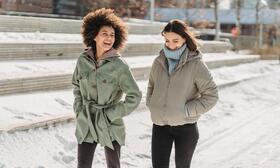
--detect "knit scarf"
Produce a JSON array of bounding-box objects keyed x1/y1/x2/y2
[{"x1": 163, "y1": 43, "x2": 187, "y2": 74}]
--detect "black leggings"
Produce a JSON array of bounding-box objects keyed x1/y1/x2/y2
[
  {"x1": 152, "y1": 123, "x2": 199, "y2": 168},
  {"x1": 77, "y1": 141, "x2": 121, "y2": 168}
]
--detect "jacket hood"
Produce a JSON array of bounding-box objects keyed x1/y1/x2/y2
[{"x1": 85, "y1": 47, "x2": 121, "y2": 60}]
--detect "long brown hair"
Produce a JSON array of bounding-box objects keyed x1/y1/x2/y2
[{"x1": 161, "y1": 19, "x2": 198, "y2": 51}]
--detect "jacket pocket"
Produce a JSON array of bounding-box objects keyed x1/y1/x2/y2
[
  {"x1": 185, "y1": 102, "x2": 199, "y2": 117},
  {"x1": 99, "y1": 74, "x2": 117, "y2": 86},
  {"x1": 97, "y1": 73, "x2": 118, "y2": 97},
  {"x1": 75, "y1": 109, "x2": 89, "y2": 141},
  {"x1": 146, "y1": 94, "x2": 152, "y2": 108},
  {"x1": 78, "y1": 71, "x2": 88, "y2": 80},
  {"x1": 184, "y1": 104, "x2": 190, "y2": 117}
]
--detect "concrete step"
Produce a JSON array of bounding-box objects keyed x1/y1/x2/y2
[
  {"x1": 1, "y1": 61, "x2": 279, "y2": 133},
  {"x1": 0, "y1": 54, "x2": 260, "y2": 95},
  {"x1": 200, "y1": 40, "x2": 232, "y2": 53},
  {"x1": 0, "y1": 42, "x2": 160, "y2": 60},
  {"x1": 0, "y1": 40, "x2": 232, "y2": 60},
  {"x1": 0, "y1": 15, "x2": 165, "y2": 34}
]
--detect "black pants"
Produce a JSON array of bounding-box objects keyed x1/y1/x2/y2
[
  {"x1": 152, "y1": 123, "x2": 199, "y2": 168},
  {"x1": 77, "y1": 141, "x2": 121, "y2": 168}
]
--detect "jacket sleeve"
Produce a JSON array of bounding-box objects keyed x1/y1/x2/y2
[
  {"x1": 185, "y1": 60, "x2": 219, "y2": 117},
  {"x1": 72, "y1": 62, "x2": 83, "y2": 116},
  {"x1": 105, "y1": 64, "x2": 142, "y2": 122},
  {"x1": 146, "y1": 60, "x2": 156, "y2": 107}
]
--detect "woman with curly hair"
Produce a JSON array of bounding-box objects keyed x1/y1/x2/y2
[{"x1": 72, "y1": 8, "x2": 142, "y2": 168}]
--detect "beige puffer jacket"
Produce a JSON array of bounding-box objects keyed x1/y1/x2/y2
[{"x1": 146, "y1": 49, "x2": 218, "y2": 126}]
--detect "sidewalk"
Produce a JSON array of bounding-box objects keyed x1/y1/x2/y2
[
  {"x1": 1, "y1": 69, "x2": 280, "y2": 168},
  {"x1": 0, "y1": 60, "x2": 279, "y2": 132}
]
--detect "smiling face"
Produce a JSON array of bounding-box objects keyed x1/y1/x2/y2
[
  {"x1": 163, "y1": 32, "x2": 186, "y2": 50},
  {"x1": 94, "y1": 26, "x2": 115, "y2": 54}
]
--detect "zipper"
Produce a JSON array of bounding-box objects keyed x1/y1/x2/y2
[{"x1": 163, "y1": 73, "x2": 171, "y2": 123}]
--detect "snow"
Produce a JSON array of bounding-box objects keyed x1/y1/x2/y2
[
  {"x1": 0, "y1": 59, "x2": 76, "y2": 80},
  {"x1": 0, "y1": 32, "x2": 233, "y2": 45},
  {"x1": 0, "y1": 60, "x2": 279, "y2": 130},
  {"x1": 0, "y1": 53, "x2": 259, "y2": 80},
  {"x1": 191, "y1": 71, "x2": 280, "y2": 168},
  {"x1": 0, "y1": 68, "x2": 280, "y2": 168},
  {"x1": 0, "y1": 28, "x2": 280, "y2": 168},
  {"x1": 211, "y1": 60, "x2": 279, "y2": 84},
  {"x1": 0, "y1": 32, "x2": 163, "y2": 44}
]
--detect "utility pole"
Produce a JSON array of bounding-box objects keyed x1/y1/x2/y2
[
  {"x1": 214, "y1": 0, "x2": 220, "y2": 40},
  {"x1": 236, "y1": 0, "x2": 241, "y2": 32},
  {"x1": 150, "y1": 0, "x2": 154, "y2": 21},
  {"x1": 256, "y1": 0, "x2": 260, "y2": 48},
  {"x1": 256, "y1": 0, "x2": 268, "y2": 48},
  {"x1": 235, "y1": 0, "x2": 242, "y2": 51}
]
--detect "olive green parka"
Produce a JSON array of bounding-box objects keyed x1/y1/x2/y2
[{"x1": 72, "y1": 48, "x2": 142, "y2": 149}]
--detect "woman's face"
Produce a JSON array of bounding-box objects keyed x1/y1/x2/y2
[
  {"x1": 94, "y1": 26, "x2": 115, "y2": 52},
  {"x1": 163, "y1": 32, "x2": 186, "y2": 50}
]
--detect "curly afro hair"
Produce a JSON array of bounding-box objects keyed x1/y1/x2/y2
[{"x1": 81, "y1": 8, "x2": 127, "y2": 51}]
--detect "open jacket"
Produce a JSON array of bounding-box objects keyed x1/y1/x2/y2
[
  {"x1": 72, "y1": 48, "x2": 142, "y2": 149},
  {"x1": 146, "y1": 49, "x2": 218, "y2": 126}
]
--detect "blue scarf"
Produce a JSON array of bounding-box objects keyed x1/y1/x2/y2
[{"x1": 163, "y1": 43, "x2": 187, "y2": 74}]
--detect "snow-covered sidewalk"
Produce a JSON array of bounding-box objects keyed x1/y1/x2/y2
[
  {"x1": 0, "y1": 67, "x2": 280, "y2": 168},
  {"x1": 0, "y1": 60, "x2": 279, "y2": 131}
]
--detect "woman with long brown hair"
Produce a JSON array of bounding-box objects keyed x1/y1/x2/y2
[{"x1": 146, "y1": 19, "x2": 219, "y2": 168}]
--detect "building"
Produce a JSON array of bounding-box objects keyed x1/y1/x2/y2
[{"x1": 0, "y1": 0, "x2": 148, "y2": 18}]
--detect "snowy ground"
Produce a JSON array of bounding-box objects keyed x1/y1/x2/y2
[
  {"x1": 1, "y1": 16, "x2": 278, "y2": 168},
  {"x1": 0, "y1": 60, "x2": 278, "y2": 130},
  {"x1": 0, "y1": 61, "x2": 280, "y2": 168}
]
